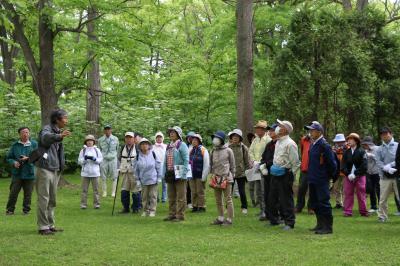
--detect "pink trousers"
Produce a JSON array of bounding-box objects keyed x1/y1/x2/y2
[{"x1": 343, "y1": 175, "x2": 368, "y2": 216}]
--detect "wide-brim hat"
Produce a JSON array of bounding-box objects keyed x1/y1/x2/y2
[
  {"x1": 84, "y1": 134, "x2": 96, "y2": 144},
  {"x1": 332, "y1": 134, "x2": 346, "y2": 143},
  {"x1": 361, "y1": 136, "x2": 375, "y2": 146},
  {"x1": 139, "y1": 138, "x2": 152, "y2": 146},
  {"x1": 186, "y1": 131, "x2": 196, "y2": 141},
  {"x1": 192, "y1": 134, "x2": 203, "y2": 144},
  {"x1": 254, "y1": 120, "x2": 268, "y2": 129},
  {"x1": 211, "y1": 130, "x2": 226, "y2": 144},
  {"x1": 346, "y1": 133, "x2": 361, "y2": 143},
  {"x1": 228, "y1": 129, "x2": 243, "y2": 141},
  {"x1": 167, "y1": 126, "x2": 183, "y2": 140},
  {"x1": 277, "y1": 119, "x2": 293, "y2": 133}
]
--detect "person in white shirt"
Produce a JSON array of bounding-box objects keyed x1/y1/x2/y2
[
  {"x1": 153, "y1": 132, "x2": 167, "y2": 203},
  {"x1": 78, "y1": 135, "x2": 103, "y2": 209},
  {"x1": 268, "y1": 119, "x2": 300, "y2": 230}
]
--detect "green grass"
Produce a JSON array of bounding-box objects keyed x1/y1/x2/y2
[{"x1": 0, "y1": 174, "x2": 399, "y2": 266}]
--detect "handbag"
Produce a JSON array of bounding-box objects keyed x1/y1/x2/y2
[{"x1": 209, "y1": 175, "x2": 227, "y2": 189}]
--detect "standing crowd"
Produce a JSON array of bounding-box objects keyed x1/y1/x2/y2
[{"x1": 4, "y1": 109, "x2": 400, "y2": 235}]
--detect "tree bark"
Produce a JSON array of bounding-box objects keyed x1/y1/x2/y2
[
  {"x1": 342, "y1": 0, "x2": 352, "y2": 10},
  {"x1": 356, "y1": 0, "x2": 368, "y2": 11},
  {"x1": 86, "y1": 5, "x2": 101, "y2": 136},
  {"x1": 236, "y1": 0, "x2": 254, "y2": 146},
  {"x1": 0, "y1": 26, "x2": 18, "y2": 88}
]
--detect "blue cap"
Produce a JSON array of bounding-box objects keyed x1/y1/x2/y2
[
  {"x1": 266, "y1": 123, "x2": 278, "y2": 130},
  {"x1": 305, "y1": 121, "x2": 324, "y2": 132},
  {"x1": 211, "y1": 131, "x2": 226, "y2": 143}
]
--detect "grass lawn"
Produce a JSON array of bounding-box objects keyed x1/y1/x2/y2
[{"x1": 0, "y1": 174, "x2": 399, "y2": 266}]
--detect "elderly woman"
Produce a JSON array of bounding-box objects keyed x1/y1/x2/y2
[
  {"x1": 162, "y1": 126, "x2": 190, "y2": 222},
  {"x1": 341, "y1": 133, "x2": 368, "y2": 217},
  {"x1": 189, "y1": 134, "x2": 210, "y2": 213},
  {"x1": 210, "y1": 131, "x2": 236, "y2": 226},
  {"x1": 78, "y1": 135, "x2": 103, "y2": 209},
  {"x1": 135, "y1": 138, "x2": 162, "y2": 217}
]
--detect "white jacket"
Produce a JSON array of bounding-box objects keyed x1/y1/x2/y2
[{"x1": 78, "y1": 146, "x2": 103, "y2": 177}]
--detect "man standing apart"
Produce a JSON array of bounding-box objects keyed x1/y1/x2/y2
[
  {"x1": 6, "y1": 127, "x2": 38, "y2": 215},
  {"x1": 35, "y1": 109, "x2": 70, "y2": 235},
  {"x1": 98, "y1": 125, "x2": 119, "y2": 197},
  {"x1": 306, "y1": 122, "x2": 337, "y2": 234}
]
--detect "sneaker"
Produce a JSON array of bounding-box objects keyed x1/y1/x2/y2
[
  {"x1": 49, "y1": 227, "x2": 64, "y2": 233},
  {"x1": 282, "y1": 225, "x2": 293, "y2": 231},
  {"x1": 393, "y1": 211, "x2": 400, "y2": 216},
  {"x1": 5, "y1": 210, "x2": 14, "y2": 215},
  {"x1": 94, "y1": 205, "x2": 100, "y2": 209},
  {"x1": 102, "y1": 192, "x2": 107, "y2": 197},
  {"x1": 368, "y1": 209, "x2": 377, "y2": 213},
  {"x1": 378, "y1": 217, "x2": 387, "y2": 223},
  {"x1": 210, "y1": 219, "x2": 224, "y2": 225},
  {"x1": 38, "y1": 229, "x2": 54, "y2": 235},
  {"x1": 222, "y1": 220, "x2": 233, "y2": 226},
  {"x1": 141, "y1": 212, "x2": 148, "y2": 217},
  {"x1": 241, "y1": 208, "x2": 248, "y2": 215},
  {"x1": 149, "y1": 211, "x2": 156, "y2": 217},
  {"x1": 111, "y1": 193, "x2": 116, "y2": 197},
  {"x1": 163, "y1": 216, "x2": 176, "y2": 221},
  {"x1": 80, "y1": 206, "x2": 87, "y2": 210},
  {"x1": 187, "y1": 204, "x2": 193, "y2": 209}
]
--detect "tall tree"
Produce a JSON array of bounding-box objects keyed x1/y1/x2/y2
[
  {"x1": 236, "y1": 0, "x2": 254, "y2": 144},
  {"x1": 86, "y1": 5, "x2": 101, "y2": 135},
  {"x1": 0, "y1": 25, "x2": 18, "y2": 88}
]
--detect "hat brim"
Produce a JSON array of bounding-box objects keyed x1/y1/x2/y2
[
  {"x1": 167, "y1": 129, "x2": 182, "y2": 140},
  {"x1": 229, "y1": 133, "x2": 243, "y2": 141},
  {"x1": 211, "y1": 134, "x2": 225, "y2": 143},
  {"x1": 346, "y1": 136, "x2": 361, "y2": 143},
  {"x1": 192, "y1": 136, "x2": 203, "y2": 144},
  {"x1": 84, "y1": 139, "x2": 96, "y2": 144},
  {"x1": 333, "y1": 139, "x2": 346, "y2": 143}
]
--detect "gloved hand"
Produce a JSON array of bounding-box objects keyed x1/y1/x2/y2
[
  {"x1": 260, "y1": 164, "x2": 269, "y2": 176},
  {"x1": 348, "y1": 174, "x2": 356, "y2": 181},
  {"x1": 383, "y1": 164, "x2": 392, "y2": 173},
  {"x1": 388, "y1": 168, "x2": 398, "y2": 175}
]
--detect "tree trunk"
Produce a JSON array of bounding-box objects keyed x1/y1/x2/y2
[
  {"x1": 86, "y1": 5, "x2": 101, "y2": 136},
  {"x1": 236, "y1": 0, "x2": 254, "y2": 146},
  {"x1": 0, "y1": 26, "x2": 18, "y2": 87},
  {"x1": 356, "y1": 0, "x2": 368, "y2": 11},
  {"x1": 38, "y1": 0, "x2": 58, "y2": 125},
  {"x1": 342, "y1": 0, "x2": 352, "y2": 10}
]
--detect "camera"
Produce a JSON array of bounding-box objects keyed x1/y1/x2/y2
[{"x1": 17, "y1": 155, "x2": 26, "y2": 167}]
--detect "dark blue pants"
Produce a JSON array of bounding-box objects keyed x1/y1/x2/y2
[{"x1": 309, "y1": 181, "x2": 332, "y2": 216}]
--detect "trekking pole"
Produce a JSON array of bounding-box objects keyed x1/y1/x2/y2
[{"x1": 112, "y1": 172, "x2": 120, "y2": 216}]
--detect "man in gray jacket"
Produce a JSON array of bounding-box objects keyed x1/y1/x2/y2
[{"x1": 35, "y1": 109, "x2": 70, "y2": 235}]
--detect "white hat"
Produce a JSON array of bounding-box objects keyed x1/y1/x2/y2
[
  {"x1": 125, "y1": 132, "x2": 135, "y2": 137},
  {"x1": 228, "y1": 129, "x2": 243, "y2": 141},
  {"x1": 139, "y1": 138, "x2": 152, "y2": 145},
  {"x1": 155, "y1": 131, "x2": 164, "y2": 139},
  {"x1": 332, "y1": 134, "x2": 346, "y2": 143},
  {"x1": 277, "y1": 119, "x2": 293, "y2": 133},
  {"x1": 192, "y1": 134, "x2": 203, "y2": 144}
]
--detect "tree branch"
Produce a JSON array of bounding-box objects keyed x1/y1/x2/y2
[{"x1": 55, "y1": 13, "x2": 105, "y2": 35}]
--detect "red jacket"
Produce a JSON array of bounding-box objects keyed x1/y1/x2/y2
[{"x1": 300, "y1": 136, "x2": 311, "y2": 172}]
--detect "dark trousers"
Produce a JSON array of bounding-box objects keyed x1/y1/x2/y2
[
  {"x1": 296, "y1": 171, "x2": 310, "y2": 211},
  {"x1": 366, "y1": 174, "x2": 380, "y2": 210},
  {"x1": 263, "y1": 174, "x2": 271, "y2": 218},
  {"x1": 309, "y1": 181, "x2": 332, "y2": 216},
  {"x1": 6, "y1": 178, "x2": 35, "y2": 213},
  {"x1": 268, "y1": 172, "x2": 295, "y2": 227},
  {"x1": 186, "y1": 182, "x2": 192, "y2": 205},
  {"x1": 233, "y1": 177, "x2": 248, "y2": 209},
  {"x1": 395, "y1": 178, "x2": 400, "y2": 212}
]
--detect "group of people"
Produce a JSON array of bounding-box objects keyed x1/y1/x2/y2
[{"x1": 4, "y1": 109, "x2": 400, "y2": 236}]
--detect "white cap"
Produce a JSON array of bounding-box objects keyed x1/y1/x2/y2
[
  {"x1": 277, "y1": 119, "x2": 293, "y2": 133},
  {"x1": 125, "y1": 132, "x2": 135, "y2": 137}
]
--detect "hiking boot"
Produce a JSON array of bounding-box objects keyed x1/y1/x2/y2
[
  {"x1": 5, "y1": 210, "x2": 14, "y2": 216},
  {"x1": 309, "y1": 215, "x2": 323, "y2": 232},
  {"x1": 211, "y1": 219, "x2": 224, "y2": 225},
  {"x1": 49, "y1": 227, "x2": 64, "y2": 233},
  {"x1": 315, "y1": 215, "x2": 333, "y2": 235},
  {"x1": 222, "y1": 220, "x2": 233, "y2": 226},
  {"x1": 38, "y1": 229, "x2": 54, "y2": 236}
]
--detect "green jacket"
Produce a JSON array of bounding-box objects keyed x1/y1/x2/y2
[
  {"x1": 229, "y1": 143, "x2": 251, "y2": 178},
  {"x1": 6, "y1": 140, "x2": 38, "y2": 180}
]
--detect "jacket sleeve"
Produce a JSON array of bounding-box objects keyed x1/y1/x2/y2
[
  {"x1": 243, "y1": 146, "x2": 250, "y2": 170},
  {"x1": 155, "y1": 153, "x2": 162, "y2": 181},
  {"x1": 180, "y1": 143, "x2": 190, "y2": 177},
  {"x1": 375, "y1": 146, "x2": 386, "y2": 172},
  {"x1": 341, "y1": 151, "x2": 348, "y2": 176},
  {"x1": 202, "y1": 148, "x2": 210, "y2": 181},
  {"x1": 95, "y1": 148, "x2": 103, "y2": 165},
  {"x1": 355, "y1": 149, "x2": 368, "y2": 176},
  {"x1": 323, "y1": 144, "x2": 337, "y2": 177},
  {"x1": 228, "y1": 148, "x2": 236, "y2": 177},
  {"x1": 288, "y1": 143, "x2": 300, "y2": 174},
  {"x1": 78, "y1": 149, "x2": 85, "y2": 166},
  {"x1": 248, "y1": 140, "x2": 256, "y2": 162},
  {"x1": 40, "y1": 126, "x2": 62, "y2": 148},
  {"x1": 6, "y1": 144, "x2": 17, "y2": 165}
]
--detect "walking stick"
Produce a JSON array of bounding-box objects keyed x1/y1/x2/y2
[{"x1": 112, "y1": 172, "x2": 120, "y2": 216}]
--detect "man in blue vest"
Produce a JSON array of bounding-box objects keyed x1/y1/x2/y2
[{"x1": 306, "y1": 122, "x2": 337, "y2": 234}]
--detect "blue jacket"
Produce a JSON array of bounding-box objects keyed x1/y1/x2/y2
[
  {"x1": 162, "y1": 140, "x2": 190, "y2": 180},
  {"x1": 135, "y1": 149, "x2": 162, "y2": 185},
  {"x1": 308, "y1": 137, "x2": 337, "y2": 184}
]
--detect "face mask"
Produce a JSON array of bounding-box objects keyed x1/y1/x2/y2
[
  {"x1": 212, "y1": 138, "x2": 222, "y2": 146},
  {"x1": 274, "y1": 126, "x2": 280, "y2": 136}
]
